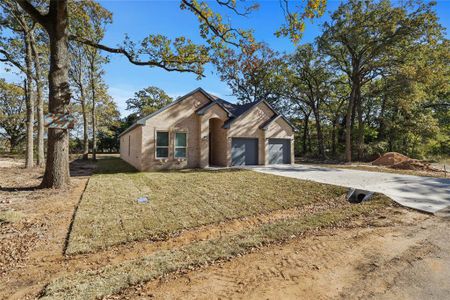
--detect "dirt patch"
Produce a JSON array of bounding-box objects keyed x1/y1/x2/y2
[
  {"x1": 372, "y1": 152, "x2": 410, "y2": 166},
  {"x1": 371, "y1": 152, "x2": 446, "y2": 175},
  {"x1": 0, "y1": 160, "x2": 94, "y2": 299},
  {"x1": 0, "y1": 158, "x2": 24, "y2": 168},
  {"x1": 41, "y1": 198, "x2": 390, "y2": 299},
  {"x1": 111, "y1": 211, "x2": 449, "y2": 300},
  {"x1": 2, "y1": 157, "x2": 449, "y2": 299},
  {"x1": 391, "y1": 159, "x2": 443, "y2": 172}
]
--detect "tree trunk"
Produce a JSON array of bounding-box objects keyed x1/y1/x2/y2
[
  {"x1": 356, "y1": 90, "x2": 364, "y2": 161},
  {"x1": 378, "y1": 93, "x2": 387, "y2": 141},
  {"x1": 345, "y1": 80, "x2": 357, "y2": 163},
  {"x1": 331, "y1": 116, "x2": 338, "y2": 157},
  {"x1": 312, "y1": 106, "x2": 325, "y2": 158},
  {"x1": 307, "y1": 131, "x2": 312, "y2": 153},
  {"x1": 41, "y1": 0, "x2": 71, "y2": 188},
  {"x1": 10, "y1": 135, "x2": 20, "y2": 153},
  {"x1": 80, "y1": 86, "x2": 89, "y2": 160},
  {"x1": 30, "y1": 32, "x2": 45, "y2": 167},
  {"x1": 90, "y1": 69, "x2": 97, "y2": 161},
  {"x1": 301, "y1": 111, "x2": 310, "y2": 156},
  {"x1": 24, "y1": 33, "x2": 34, "y2": 169}
]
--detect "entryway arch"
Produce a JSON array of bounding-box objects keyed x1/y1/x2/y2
[{"x1": 208, "y1": 118, "x2": 227, "y2": 166}]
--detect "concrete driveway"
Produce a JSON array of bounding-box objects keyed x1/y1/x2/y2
[{"x1": 247, "y1": 164, "x2": 450, "y2": 214}]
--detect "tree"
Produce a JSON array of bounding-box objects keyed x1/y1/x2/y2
[
  {"x1": 0, "y1": 79, "x2": 26, "y2": 152},
  {"x1": 69, "y1": 42, "x2": 90, "y2": 159},
  {"x1": 0, "y1": 0, "x2": 38, "y2": 168},
  {"x1": 214, "y1": 43, "x2": 284, "y2": 104},
  {"x1": 30, "y1": 29, "x2": 47, "y2": 167},
  {"x1": 96, "y1": 91, "x2": 120, "y2": 153},
  {"x1": 126, "y1": 86, "x2": 173, "y2": 118},
  {"x1": 15, "y1": 0, "x2": 326, "y2": 188},
  {"x1": 87, "y1": 53, "x2": 106, "y2": 161},
  {"x1": 1, "y1": 0, "x2": 50, "y2": 166},
  {"x1": 318, "y1": 0, "x2": 441, "y2": 162},
  {"x1": 14, "y1": 0, "x2": 72, "y2": 186},
  {"x1": 70, "y1": 0, "x2": 111, "y2": 160},
  {"x1": 323, "y1": 80, "x2": 347, "y2": 158},
  {"x1": 286, "y1": 44, "x2": 332, "y2": 158},
  {"x1": 377, "y1": 38, "x2": 449, "y2": 157}
]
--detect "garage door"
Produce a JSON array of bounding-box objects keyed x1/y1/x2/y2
[
  {"x1": 268, "y1": 139, "x2": 291, "y2": 164},
  {"x1": 231, "y1": 138, "x2": 258, "y2": 166}
]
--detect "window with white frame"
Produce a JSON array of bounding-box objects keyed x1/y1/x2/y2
[
  {"x1": 156, "y1": 131, "x2": 169, "y2": 158},
  {"x1": 174, "y1": 132, "x2": 187, "y2": 158}
]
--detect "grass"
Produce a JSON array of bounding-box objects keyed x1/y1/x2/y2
[
  {"x1": 66, "y1": 157, "x2": 346, "y2": 254},
  {"x1": 0, "y1": 210, "x2": 24, "y2": 224},
  {"x1": 43, "y1": 196, "x2": 388, "y2": 299}
]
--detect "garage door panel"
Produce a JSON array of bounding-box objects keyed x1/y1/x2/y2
[
  {"x1": 231, "y1": 142, "x2": 246, "y2": 166},
  {"x1": 268, "y1": 139, "x2": 291, "y2": 164},
  {"x1": 231, "y1": 138, "x2": 258, "y2": 166}
]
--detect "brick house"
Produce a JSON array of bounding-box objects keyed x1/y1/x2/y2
[{"x1": 119, "y1": 88, "x2": 295, "y2": 170}]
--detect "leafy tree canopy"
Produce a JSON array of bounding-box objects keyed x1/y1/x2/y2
[
  {"x1": 0, "y1": 78, "x2": 26, "y2": 151},
  {"x1": 126, "y1": 86, "x2": 173, "y2": 118}
]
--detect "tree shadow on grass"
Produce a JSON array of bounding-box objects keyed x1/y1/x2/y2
[
  {"x1": 92, "y1": 156, "x2": 138, "y2": 175},
  {"x1": 0, "y1": 185, "x2": 40, "y2": 192},
  {"x1": 1, "y1": 158, "x2": 99, "y2": 191},
  {"x1": 69, "y1": 159, "x2": 97, "y2": 177},
  {"x1": 92, "y1": 156, "x2": 246, "y2": 175}
]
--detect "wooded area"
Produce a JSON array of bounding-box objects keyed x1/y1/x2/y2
[
  {"x1": 214, "y1": 1, "x2": 449, "y2": 162},
  {"x1": 0, "y1": 0, "x2": 448, "y2": 188}
]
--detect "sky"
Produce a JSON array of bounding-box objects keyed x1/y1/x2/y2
[{"x1": 1, "y1": 0, "x2": 450, "y2": 117}]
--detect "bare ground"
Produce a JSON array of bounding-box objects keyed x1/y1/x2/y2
[
  {"x1": 111, "y1": 212, "x2": 450, "y2": 300},
  {"x1": 0, "y1": 158, "x2": 449, "y2": 299}
]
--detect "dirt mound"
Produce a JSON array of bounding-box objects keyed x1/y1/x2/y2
[
  {"x1": 372, "y1": 152, "x2": 410, "y2": 166},
  {"x1": 390, "y1": 159, "x2": 441, "y2": 172}
]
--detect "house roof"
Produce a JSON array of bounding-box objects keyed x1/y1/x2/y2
[
  {"x1": 119, "y1": 87, "x2": 295, "y2": 137},
  {"x1": 119, "y1": 87, "x2": 208, "y2": 137},
  {"x1": 258, "y1": 114, "x2": 295, "y2": 131}
]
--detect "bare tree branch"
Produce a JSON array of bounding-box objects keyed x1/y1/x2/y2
[
  {"x1": 181, "y1": 0, "x2": 241, "y2": 47},
  {"x1": 0, "y1": 48, "x2": 26, "y2": 73},
  {"x1": 15, "y1": 0, "x2": 48, "y2": 29},
  {"x1": 68, "y1": 35, "x2": 205, "y2": 76},
  {"x1": 422, "y1": 102, "x2": 450, "y2": 109},
  {"x1": 216, "y1": 0, "x2": 254, "y2": 16}
]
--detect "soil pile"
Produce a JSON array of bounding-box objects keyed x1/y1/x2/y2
[
  {"x1": 372, "y1": 153, "x2": 444, "y2": 173},
  {"x1": 391, "y1": 159, "x2": 441, "y2": 172},
  {"x1": 372, "y1": 152, "x2": 410, "y2": 166}
]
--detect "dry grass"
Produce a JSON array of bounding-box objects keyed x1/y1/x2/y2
[
  {"x1": 42, "y1": 196, "x2": 388, "y2": 300},
  {"x1": 66, "y1": 157, "x2": 346, "y2": 254},
  {"x1": 0, "y1": 210, "x2": 24, "y2": 225}
]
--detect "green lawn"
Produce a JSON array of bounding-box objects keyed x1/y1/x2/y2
[{"x1": 66, "y1": 157, "x2": 346, "y2": 254}]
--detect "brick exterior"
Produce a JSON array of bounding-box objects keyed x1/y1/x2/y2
[{"x1": 119, "y1": 91, "x2": 294, "y2": 170}]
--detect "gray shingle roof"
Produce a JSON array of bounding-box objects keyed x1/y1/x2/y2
[{"x1": 119, "y1": 87, "x2": 295, "y2": 137}]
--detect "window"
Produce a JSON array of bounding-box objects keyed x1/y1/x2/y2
[
  {"x1": 156, "y1": 131, "x2": 169, "y2": 158},
  {"x1": 174, "y1": 132, "x2": 187, "y2": 158}
]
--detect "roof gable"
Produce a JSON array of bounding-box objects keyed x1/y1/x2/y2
[
  {"x1": 119, "y1": 88, "x2": 296, "y2": 137},
  {"x1": 119, "y1": 87, "x2": 213, "y2": 137},
  {"x1": 196, "y1": 97, "x2": 234, "y2": 117},
  {"x1": 223, "y1": 100, "x2": 295, "y2": 130}
]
